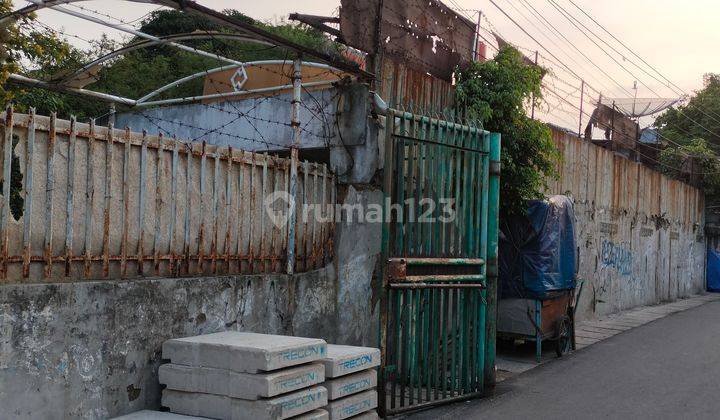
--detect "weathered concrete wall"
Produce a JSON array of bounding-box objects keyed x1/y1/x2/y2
[
  {"x1": 333, "y1": 185, "x2": 382, "y2": 346},
  {"x1": 115, "y1": 85, "x2": 369, "y2": 152},
  {"x1": 0, "y1": 268, "x2": 341, "y2": 419},
  {"x1": 547, "y1": 128, "x2": 706, "y2": 320}
]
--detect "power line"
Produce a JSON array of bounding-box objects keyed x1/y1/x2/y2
[
  {"x1": 504, "y1": 0, "x2": 628, "y2": 97},
  {"x1": 547, "y1": 0, "x2": 720, "y2": 139}
]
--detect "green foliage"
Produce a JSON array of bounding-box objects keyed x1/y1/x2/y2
[
  {"x1": 659, "y1": 138, "x2": 720, "y2": 196},
  {"x1": 655, "y1": 73, "x2": 720, "y2": 201},
  {"x1": 656, "y1": 74, "x2": 720, "y2": 146},
  {"x1": 456, "y1": 46, "x2": 559, "y2": 216}
]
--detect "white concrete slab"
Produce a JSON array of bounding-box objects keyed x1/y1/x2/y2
[
  {"x1": 162, "y1": 386, "x2": 327, "y2": 420},
  {"x1": 293, "y1": 409, "x2": 329, "y2": 420},
  {"x1": 321, "y1": 345, "x2": 380, "y2": 378},
  {"x1": 159, "y1": 362, "x2": 324, "y2": 400},
  {"x1": 346, "y1": 410, "x2": 378, "y2": 420},
  {"x1": 326, "y1": 390, "x2": 378, "y2": 420},
  {"x1": 325, "y1": 370, "x2": 377, "y2": 400},
  {"x1": 111, "y1": 410, "x2": 205, "y2": 420},
  {"x1": 162, "y1": 332, "x2": 327, "y2": 373}
]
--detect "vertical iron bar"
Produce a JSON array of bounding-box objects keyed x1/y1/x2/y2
[
  {"x1": 43, "y1": 113, "x2": 57, "y2": 279},
  {"x1": 120, "y1": 128, "x2": 130, "y2": 276},
  {"x1": 153, "y1": 135, "x2": 163, "y2": 275},
  {"x1": 396, "y1": 119, "x2": 405, "y2": 255},
  {"x1": 248, "y1": 153, "x2": 256, "y2": 273},
  {"x1": 422, "y1": 288, "x2": 431, "y2": 402},
  {"x1": 101, "y1": 123, "x2": 113, "y2": 277},
  {"x1": 441, "y1": 287, "x2": 448, "y2": 398},
  {"x1": 64, "y1": 117, "x2": 77, "y2": 277},
  {"x1": 138, "y1": 130, "x2": 148, "y2": 275},
  {"x1": 269, "y1": 156, "x2": 279, "y2": 272},
  {"x1": 449, "y1": 288, "x2": 457, "y2": 396},
  {"x1": 0, "y1": 105, "x2": 13, "y2": 279},
  {"x1": 82, "y1": 120, "x2": 95, "y2": 279},
  {"x1": 224, "y1": 147, "x2": 233, "y2": 272},
  {"x1": 197, "y1": 142, "x2": 207, "y2": 274},
  {"x1": 485, "y1": 132, "x2": 501, "y2": 389},
  {"x1": 260, "y1": 153, "x2": 267, "y2": 271},
  {"x1": 302, "y1": 160, "x2": 310, "y2": 271},
  {"x1": 169, "y1": 140, "x2": 178, "y2": 275},
  {"x1": 479, "y1": 133, "x2": 490, "y2": 394},
  {"x1": 310, "y1": 163, "x2": 318, "y2": 267},
  {"x1": 211, "y1": 149, "x2": 220, "y2": 274},
  {"x1": 23, "y1": 109, "x2": 36, "y2": 278},
  {"x1": 236, "y1": 153, "x2": 245, "y2": 272},
  {"x1": 183, "y1": 143, "x2": 192, "y2": 274},
  {"x1": 319, "y1": 164, "x2": 328, "y2": 266}
]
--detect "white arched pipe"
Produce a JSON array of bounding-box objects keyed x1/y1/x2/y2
[
  {"x1": 135, "y1": 79, "x2": 336, "y2": 108},
  {"x1": 23, "y1": 0, "x2": 244, "y2": 66}
]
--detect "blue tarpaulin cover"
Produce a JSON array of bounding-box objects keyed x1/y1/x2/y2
[
  {"x1": 707, "y1": 248, "x2": 720, "y2": 292},
  {"x1": 499, "y1": 196, "x2": 577, "y2": 300}
]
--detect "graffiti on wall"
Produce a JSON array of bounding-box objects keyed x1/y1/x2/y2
[{"x1": 601, "y1": 239, "x2": 632, "y2": 276}]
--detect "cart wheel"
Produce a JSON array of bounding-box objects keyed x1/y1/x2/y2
[{"x1": 555, "y1": 316, "x2": 572, "y2": 357}]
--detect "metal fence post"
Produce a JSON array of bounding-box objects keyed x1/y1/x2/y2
[
  {"x1": 287, "y1": 57, "x2": 302, "y2": 274},
  {"x1": 378, "y1": 109, "x2": 395, "y2": 416},
  {"x1": 484, "y1": 132, "x2": 501, "y2": 390}
]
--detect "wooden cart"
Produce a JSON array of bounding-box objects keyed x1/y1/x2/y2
[{"x1": 497, "y1": 280, "x2": 583, "y2": 362}]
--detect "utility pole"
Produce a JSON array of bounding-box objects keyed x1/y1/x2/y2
[
  {"x1": 472, "y1": 10, "x2": 483, "y2": 61},
  {"x1": 531, "y1": 51, "x2": 538, "y2": 119},
  {"x1": 578, "y1": 80, "x2": 585, "y2": 137},
  {"x1": 287, "y1": 56, "x2": 302, "y2": 275}
]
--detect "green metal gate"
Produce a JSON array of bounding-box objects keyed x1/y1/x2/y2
[{"x1": 379, "y1": 109, "x2": 500, "y2": 415}]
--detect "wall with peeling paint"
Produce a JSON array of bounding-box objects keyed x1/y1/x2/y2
[
  {"x1": 547, "y1": 128, "x2": 706, "y2": 321},
  {"x1": 0, "y1": 269, "x2": 342, "y2": 418},
  {"x1": 0, "y1": 93, "x2": 383, "y2": 419}
]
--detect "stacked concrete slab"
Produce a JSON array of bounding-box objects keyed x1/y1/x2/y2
[
  {"x1": 320, "y1": 345, "x2": 380, "y2": 420},
  {"x1": 160, "y1": 332, "x2": 330, "y2": 420}
]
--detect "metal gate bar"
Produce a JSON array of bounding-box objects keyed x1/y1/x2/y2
[{"x1": 379, "y1": 109, "x2": 501, "y2": 415}]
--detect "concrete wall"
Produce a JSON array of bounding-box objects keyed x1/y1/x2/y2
[
  {"x1": 0, "y1": 269, "x2": 341, "y2": 419},
  {"x1": 547, "y1": 128, "x2": 706, "y2": 321},
  {"x1": 116, "y1": 85, "x2": 369, "y2": 152},
  {"x1": 0, "y1": 93, "x2": 384, "y2": 419},
  {"x1": 0, "y1": 182, "x2": 384, "y2": 419}
]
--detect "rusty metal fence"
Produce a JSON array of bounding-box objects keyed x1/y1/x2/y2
[{"x1": 0, "y1": 107, "x2": 335, "y2": 282}]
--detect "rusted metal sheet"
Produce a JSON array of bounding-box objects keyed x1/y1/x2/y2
[
  {"x1": 547, "y1": 127, "x2": 705, "y2": 321},
  {"x1": 0, "y1": 107, "x2": 336, "y2": 283},
  {"x1": 340, "y1": 0, "x2": 475, "y2": 81},
  {"x1": 378, "y1": 58, "x2": 456, "y2": 112},
  {"x1": 584, "y1": 104, "x2": 639, "y2": 150}
]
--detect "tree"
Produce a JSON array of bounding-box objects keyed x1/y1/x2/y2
[
  {"x1": 656, "y1": 74, "x2": 720, "y2": 147},
  {"x1": 655, "y1": 74, "x2": 720, "y2": 200},
  {"x1": 659, "y1": 139, "x2": 720, "y2": 196},
  {"x1": 455, "y1": 46, "x2": 559, "y2": 215}
]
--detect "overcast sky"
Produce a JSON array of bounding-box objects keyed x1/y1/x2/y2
[{"x1": 15, "y1": 0, "x2": 720, "y2": 128}]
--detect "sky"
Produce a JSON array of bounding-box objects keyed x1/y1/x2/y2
[{"x1": 13, "y1": 0, "x2": 720, "y2": 130}]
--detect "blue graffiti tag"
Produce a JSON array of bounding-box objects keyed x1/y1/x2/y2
[{"x1": 601, "y1": 240, "x2": 632, "y2": 276}]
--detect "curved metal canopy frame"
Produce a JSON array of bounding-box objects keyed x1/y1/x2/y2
[
  {"x1": 56, "y1": 32, "x2": 276, "y2": 88},
  {"x1": 3, "y1": 0, "x2": 363, "y2": 108}
]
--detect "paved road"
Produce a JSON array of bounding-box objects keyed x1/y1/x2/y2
[{"x1": 410, "y1": 299, "x2": 720, "y2": 420}]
